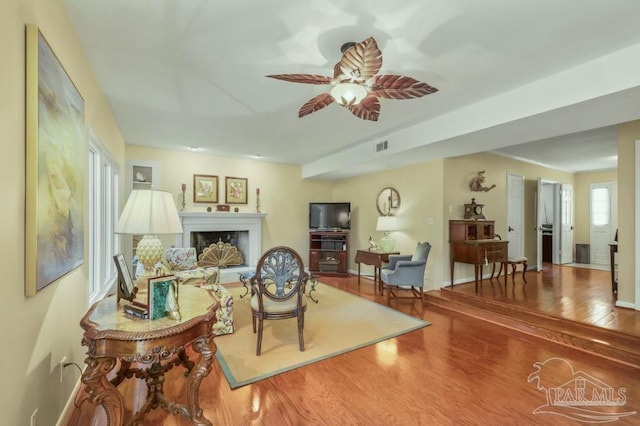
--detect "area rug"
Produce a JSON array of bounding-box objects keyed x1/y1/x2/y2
[{"x1": 214, "y1": 282, "x2": 430, "y2": 389}]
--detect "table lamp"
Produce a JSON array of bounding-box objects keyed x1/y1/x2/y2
[
  {"x1": 377, "y1": 216, "x2": 398, "y2": 252},
  {"x1": 115, "y1": 189, "x2": 183, "y2": 278}
]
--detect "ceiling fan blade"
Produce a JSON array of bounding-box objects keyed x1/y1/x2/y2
[
  {"x1": 266, "y1": 74, "x2": 333, "y2": 85},
  {"x1": 338, "y1": 37, "x2": 382, "y2": 82},
  {"x1": 333, "y1": 62, "x2": 342, "y2": 78},
  {"x1": 370, "y1": 74, "x2": 438, "y2": 99},
  {"x1": 299, "y1": 93, "x2": 335, "y2": 118},
  {"x1": 348, "y1": 95, "x2": 380, "y2": 121}
]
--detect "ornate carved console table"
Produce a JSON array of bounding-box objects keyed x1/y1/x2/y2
[{"x1": 80, "y1": 285, "x2": 219, "y2": 425}]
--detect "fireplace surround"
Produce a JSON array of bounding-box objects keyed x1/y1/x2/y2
[{"x1": 176, "y1": 212, "x2": 266, "y2": 283}]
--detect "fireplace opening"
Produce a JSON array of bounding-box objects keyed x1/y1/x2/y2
[{"x1": 190, "y1": 231, "x2": 249, "y2": 267}]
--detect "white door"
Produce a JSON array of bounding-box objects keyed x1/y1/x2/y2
[
  {"x1": 560, "y1": 184, "x2": 574, "y2": 264},
  {"x1": 590, "y1": 183, "x2": 618, "y2": 265},
  {"x1": 536, "y1": 178, "x2": 544, "y2": 270},
  {"x1": 507, "y1": 173, "x2": 525, "y2": 260}
]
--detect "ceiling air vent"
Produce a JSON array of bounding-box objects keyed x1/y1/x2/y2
[{"x1": 376, "y1": 140, "x2": 388, "y2": 152}]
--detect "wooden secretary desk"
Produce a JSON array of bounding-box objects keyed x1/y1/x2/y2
[{"x1": 449, "y1": 220, "x2": 508, "y2": 292}]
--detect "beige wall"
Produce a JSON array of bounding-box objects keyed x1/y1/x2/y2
[
  {"x1": 126, "y1": 146, "x2": 334, "y2": 257},
  {"x1": 1, "y1": 0, "x2": 126, "y2": 423},
  {"x1": 573, "y1": 169, "x2": 618, "y2": 245},
  {"x1": 442, "y1": 152, "x2": 574, "y2": 283},
  {"x1": 617, "y1": 120, "x2": 640, "y2": 305},
  {"x1": 333, "y1": 160, "x2": 446, "y2": 289}
]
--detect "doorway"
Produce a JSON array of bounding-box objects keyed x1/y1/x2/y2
[
  {"x1": 589, "y1": 182, "x2": 618, "y2": 265},
  {"x1": 536, "y1": 179, "x2": 574, "y2": 270}
]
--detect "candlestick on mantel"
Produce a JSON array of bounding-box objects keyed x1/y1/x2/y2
[
  {"x1": 180, "y1": 183, "x2": 186, "y2": 211},
  {"x1": 255, "y1": 188, "x2": 261, "y2": 213}
]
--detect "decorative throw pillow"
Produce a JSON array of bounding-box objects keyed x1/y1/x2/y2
[{"x1": 165, "y1": 247, "x2": 197, "y2": 271}]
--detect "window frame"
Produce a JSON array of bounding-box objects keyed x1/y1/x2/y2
[{"x1": 88, "y1": 129, "x2": 120, "y2": 305}]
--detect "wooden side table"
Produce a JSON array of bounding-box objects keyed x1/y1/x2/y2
[
  {"x1": 354, "y1": 250, "x2": 399, "y2": 294},
  {"x1": 80, "y1": 285, "x2": 219, "y2": 425}
]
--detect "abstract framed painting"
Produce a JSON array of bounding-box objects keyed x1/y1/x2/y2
[
  {"x1": 225, "y1": 176, "x2": 248, "y2": 204},
  {"x1": 25, "y1": 24, "x2": 85, "y2": 295}
]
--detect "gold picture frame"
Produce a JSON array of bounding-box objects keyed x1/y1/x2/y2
[
  {"x1": 25, "y1": 24, "x2": 85, "y2": 295},
  {"x1": 225, "y1": 177, "x2": 248, "y2": 204},
  {"x1": 193, "y1": 174, "x2": 218, "y2": 203}
]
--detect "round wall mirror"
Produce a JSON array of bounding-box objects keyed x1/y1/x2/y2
[{"x1": 376, "y1": 187, "x2": 401, "y2": 216}]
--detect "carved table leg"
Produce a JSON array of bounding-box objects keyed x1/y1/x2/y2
[
  {"x1": 187, "y1": 337, "x2": 215, "y2": 426},
  {"x1": 178, "y1": 348, "x2": 195, "y2": 376},
  {"x1": 82, "y1": 356, "x2": 124, "y2": 426},
  {"x1": 110, "y1": 360, "x2": 131, "y2": 387}
]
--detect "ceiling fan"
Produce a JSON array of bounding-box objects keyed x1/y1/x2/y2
[{"x1": 267, "y1": 37, "x2": 438, "y2": 121}]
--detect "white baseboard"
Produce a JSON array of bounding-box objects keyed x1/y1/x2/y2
[
  {"x1": 56, "y1": 376, "x2": 82, "y2": 426},
  {"x1": 615, "y1": 299, "x2": 636, "y2": 309}
]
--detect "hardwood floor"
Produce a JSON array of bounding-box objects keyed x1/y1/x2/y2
[
  {"x1": 444, "y1": 262, "x2": 640, "y2": 336},
  {"x1": 66, "y1": 271, "x2": 640, "y2": 425}
]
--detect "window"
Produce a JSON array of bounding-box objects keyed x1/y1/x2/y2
[
  {"x1": 591, "y1": 187, "x2": 610, "y2": 226},
  {"x1": 88, "y1": 130, "x2": 120, "y2": 304}
]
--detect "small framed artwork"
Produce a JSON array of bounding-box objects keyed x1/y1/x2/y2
[
  {"x1": 225, "y1": 177, "x2": 248, "y2": 204},
  {"x1": 193, "y1": 174, "x2": 218, "y2": 203},
  {"x1": 148, "y1": 275, "x2": 178, "y2": 320},
  {"x1": 113, "y1": 254, "x2": 137, "y2": 302}
]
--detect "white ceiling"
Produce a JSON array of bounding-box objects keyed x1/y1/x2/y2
[{"x1": 64, "y1": 0, "x2": 640, "y2": 179}]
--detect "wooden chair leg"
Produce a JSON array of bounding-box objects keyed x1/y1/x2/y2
[
  {"x1": 511, "y1": 263, "x2": 516, "y2": 284},
  {"x1": 522, "y1": 262, "x2": 528, "y2": 283},
  {"x1": 298, "y1": 313, "x2": 305, "y2": 352},
  {"x1": 256, "y1": 319, "x2": 264, "y2": 356}
]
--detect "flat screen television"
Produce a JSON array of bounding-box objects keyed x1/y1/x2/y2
[{"x1": 309, "y1": 202, "x2": 351, "y2": 230}]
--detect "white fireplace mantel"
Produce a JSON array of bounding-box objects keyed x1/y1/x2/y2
[{"x1": 176, "y1": 212, "x2": 266, "y2": 283}]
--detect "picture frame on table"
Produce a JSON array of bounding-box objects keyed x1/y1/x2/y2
[
  {"x1": 25, "y1": 24, "x2": 85, "y2": 296},
  {"x1": 225, "y1": 176, "x2": 248, "y2": 204},
  {"x1": 148, "y1": 275, "x2": 179, "y2": 320},
  {"x1": 193, "y1": 174, "x2": 218, "y2": 203},
  {"x1": 113, "y1": 253, "x2": 137, "y2": 302}
]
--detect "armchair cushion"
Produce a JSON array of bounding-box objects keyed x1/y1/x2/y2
[
  {"x1": 202, "y1": 283, "x2": 234, "y2": 336},
  {"x1": 172, "y1": 260, "x2": 232, "y2": 336},
  {"x1": 166, "y1": 247, "x2": 197, "y2": 271},
  {"x1": 174, "y1": 266, "x2": 220, "y2": 287}
]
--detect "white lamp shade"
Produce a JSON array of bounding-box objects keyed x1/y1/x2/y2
[
  {"x1": 376, "y1": 216, "x2": 398, "y2": 232},
  {"x1": 115, "y1": 190, "x2": 183, "y2": 235}
]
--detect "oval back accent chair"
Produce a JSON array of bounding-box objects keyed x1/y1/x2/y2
[
  {"x1": 380, "y1": 241, "x2": 432, "y2": 305},
  {"x1": 250, "y1": 246, "x2": 308, "y2": 356}
]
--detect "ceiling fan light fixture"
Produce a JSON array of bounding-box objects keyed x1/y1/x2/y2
[{"x1": 330, "y1": 82, "x2": 368, "y2": 106}]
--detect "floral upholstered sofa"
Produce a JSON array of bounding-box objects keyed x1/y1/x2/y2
[{"x1": 164, "y1": 247, "x2": 234, "y2": 336}]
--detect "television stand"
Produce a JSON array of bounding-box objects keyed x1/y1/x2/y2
[{"x1": 309, "y1": 231, "x2": 348, "y2": 276}]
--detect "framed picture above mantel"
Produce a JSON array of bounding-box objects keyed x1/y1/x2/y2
[
  {"x1": 193, "y1": 174, "x2": 218, "y2": 203},
  {"x1": 225, "y1": 177, "x2": 248, "y2": 204}
]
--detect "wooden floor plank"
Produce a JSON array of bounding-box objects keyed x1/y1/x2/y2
[{"x1": 65, "y1": 267, "x2": 640, "y2": 425}]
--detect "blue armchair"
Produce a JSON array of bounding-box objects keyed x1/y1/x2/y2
[{"x1": 380, "y1": 242, "x2": 431, "y2": 305}]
